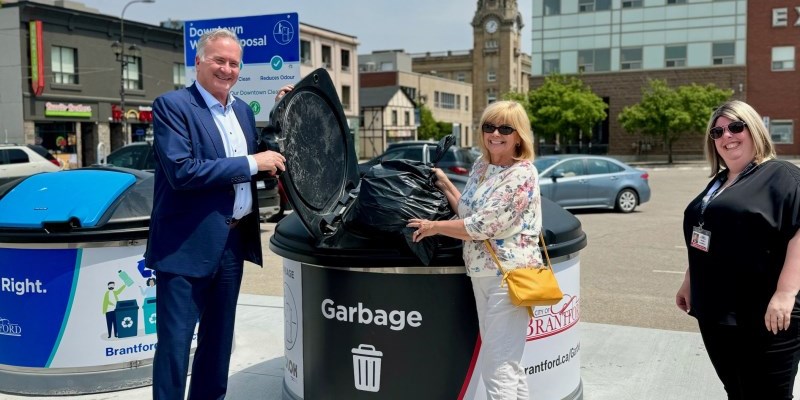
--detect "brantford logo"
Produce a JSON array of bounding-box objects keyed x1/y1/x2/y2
[
  {"x1": 527, "y1": 294, "x2": 579, "y2": 341},
  {"x1": 0, "y1": 317, "x2": 22, "y2": 337}
]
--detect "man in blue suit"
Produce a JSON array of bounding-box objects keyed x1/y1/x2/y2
[{"x1": 146, "y1": 28, "x2": 286, "y2": 399}]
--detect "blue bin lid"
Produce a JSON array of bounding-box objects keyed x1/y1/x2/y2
[{"x1": 0, "y1": 170, "x2": 136, "y2": 229}]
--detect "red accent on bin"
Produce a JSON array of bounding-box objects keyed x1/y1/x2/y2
[{"x1": 458, "y1": 335, "x2": 482, "y2": 400}]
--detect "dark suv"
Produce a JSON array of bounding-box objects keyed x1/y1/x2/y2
[
  {"x1": 104, "y1": 142, "x2": 281, "y2": 222},
  {"x1": 358, "y1": 140, "x2": 478, "y2": 177}
]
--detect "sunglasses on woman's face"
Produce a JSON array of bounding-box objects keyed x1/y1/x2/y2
[
  {"x1": 709, "y1": 121, "x2": 747, "y2": 140},
  {"x1": 482, "y1": 123, "x2": 516, "y2": 135}
]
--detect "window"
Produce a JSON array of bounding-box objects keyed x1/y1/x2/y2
[
  {"x1": 51, "y1": 46, "x2": 78, "y2": 84},
  {"x1": 487, "y1": 71, "x2": 496, "y2": 82},
  {"x1": 0, "y1": 149, "x2": 28, "y2": 165},
  {"x1": 621, "y1": 0, "x2": 642, "y2": 8},
  {"x1": 456, "y1": 72, "x2": 465, "y2": 82},
  {"x1": 665, "y1": 45, "x2": 687, "y2": 68},
  {"x1": 341, "y1": 85, "x2": 351, "y2": 110},
  {"x1": 391, "y1": 110, "x2": 398, "y2": 125},
  {"x1": 486, "y1": 40, "x2": 498, "y2": 49},
  {"x1": 465, "y1": 96, "x2": 469, "y2": 111},
  {"x1": 770, "y1": 121, "x2": 793, "y2": 144},
  {"x1": 578, "y1": 49, "x2": 610, "y2": 72},
  {"x1": 434, "y1": 91, "x2": 440, "y2": 108},
  {"x1": 543, "y1": 0, "x2": 560, "y2": 15},
  {"x1": 543, "y1": 53, "x2": 560, "y2": 74},
  {"x1": 554, "y1": 159, "x2": 585, "y2": 177},
  {"x1": 586, "y1": 159, "x2": 623, "y2": 175},
  {"x1": 620, "y1": 48, "x2": 642, "y2": 70},
  {"x1": 321, "y1": 45, "x2": 332, "y2": 69},
  {"x1": 772, "y1": 46, "x2": 795, "y2": 71},
  {"x1": 456, "y1": 95, "x2": 461, "y2": 110},
  {"x1": 123, "y1": 55, "x2": 142, "y2": 90},
  {"x1": 341, "y1": 49, "x2": 350, "y2": 72},
  {"x1": 712, "y1": 42, "x2": 735, "y2": 65},
  {"x1": 380, "y1": 61, "x2": 394, "y2": 71},
  {"x1": 487, "y1": 94, "x2": 497, "y2": 104},
  {"x1": 401, "y1": 86, "x2": 417, "y2": 102},
  {"x1": 440, "y1": 92, "x2": 456, "y2": 109},
  {"x1": 579, "y1": 0, "x2": 610, "y2": 12},
  {"x1": 404, "y1": 111, "x2": 410, "y2": 126},
  {"x1": 300, "y1": 40, "x2": 311, "y2": 65},
  {"x1": 173, "y1": 63, "x2": 186, "y2": 90},
  {"x1": 667, "y1": 0, "x2": 687, "y2": 4}
]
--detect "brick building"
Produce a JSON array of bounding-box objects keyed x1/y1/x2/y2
[
  {"x1": 531, "y1": 0, "x2": 748, "y2": 160},
  {"x1": 746, "y1": 2, "x2": 800, "y2": 155}
]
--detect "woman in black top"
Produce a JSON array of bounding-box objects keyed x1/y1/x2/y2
[{"x1": 676, "y1": 100, "x2": 800, "y2": 399}]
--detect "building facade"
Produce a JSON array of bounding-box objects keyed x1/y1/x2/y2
[
  {"x1": 1, "y1": 0, "x2": 183, "y2": 168},
  {"x1": 411, "y1": 0, "x2": 532, "y2": 146},
  {"x1": 298, "y1": 23, "x2": 360, "y2": 144},
  {"x1": 0, "y1": 1, "x2": 362, "y2": 168},
  {"x1": 359, "y1": 53, "x2": 473, "y2": 150},
  {"x1": 531, "y1": 0, "x2": 747, "y2": 158},
  {"x1": 358, "y1": 86, "x2": 417, "y2": 158},
  {"x1": 747, "y1": 2, "x2": 800, "y2": 155}
]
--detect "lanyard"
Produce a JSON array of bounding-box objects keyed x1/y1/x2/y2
[{"x1": 699, "y1": 160, "x2": 757, "y2": 224}]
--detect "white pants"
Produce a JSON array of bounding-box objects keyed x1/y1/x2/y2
[{"x1": 472, "y1": 275, "x2": 530, "y2": 400}]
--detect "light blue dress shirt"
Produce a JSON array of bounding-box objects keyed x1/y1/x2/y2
[{"x1": 195, "y1": 83, "x2": 259, "y2": 220}]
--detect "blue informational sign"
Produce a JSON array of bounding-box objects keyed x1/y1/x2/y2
[{"x1": 184, "y1": 14, "x2": 300, "y2": 122}]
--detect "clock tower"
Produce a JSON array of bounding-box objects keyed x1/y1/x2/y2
[{"x1": 472, "y1": 0, "x2": 528, "y2": 140}]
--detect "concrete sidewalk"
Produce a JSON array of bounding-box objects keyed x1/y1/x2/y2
[{"x1": 2, "y1": 293, "x2": 793, "y2": 400}]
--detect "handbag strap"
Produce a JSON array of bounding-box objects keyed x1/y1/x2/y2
[{"x1": 482, "y1": 233, "x2": 553, "y2": 276}]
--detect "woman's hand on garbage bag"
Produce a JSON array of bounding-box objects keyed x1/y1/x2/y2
[
  {"x1": 407, "y1": 218, "x2": 437, "y2": 242},
  {"x1": 431, "y1": 168, "x2": 450, "y2": 190}
]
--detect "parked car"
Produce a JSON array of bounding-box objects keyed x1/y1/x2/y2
[
  {"x1": 103, "y1": 141, "x2": 282, "y2": 222},
  {"x1": 0, "y1": 144, "x2": 62, "y2": 185},
  {"x1": 358, "y1": 140, "x2": 478, "y2": 177},
  {"x1": 533, "y1": 155, "x2": 651, "y2": 213}
]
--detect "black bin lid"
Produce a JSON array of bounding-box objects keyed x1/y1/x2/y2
[{"x1": 268, "y1": 68, "x2": 360, "y2": 240}]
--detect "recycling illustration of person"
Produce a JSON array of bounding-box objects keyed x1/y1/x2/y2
[{"x1": 101, "y1": 280, "x2": 127, "y2": 338}]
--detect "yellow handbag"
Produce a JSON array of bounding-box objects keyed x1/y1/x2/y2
[{"x1": 483, "y1": 234, "x2": 564, "y2": 317}]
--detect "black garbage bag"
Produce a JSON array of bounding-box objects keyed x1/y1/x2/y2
[{"x1": 344, "y1": 159, "x2": 455, "y2": 265}]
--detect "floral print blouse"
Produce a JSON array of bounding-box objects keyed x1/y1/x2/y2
[{"x1": 458, "y1": 158, "x2": 543, "y2": 278}]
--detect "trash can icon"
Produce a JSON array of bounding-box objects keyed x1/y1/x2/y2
[
  {"x1": 142, "y1": 297, "x2": 157, "y2": 335},
  {"x1": 351, "y1": 344, "x2": 383, "y2": 392},
  {"x1": 115, "y1": 299, "x2": 139, "y2": 338}
]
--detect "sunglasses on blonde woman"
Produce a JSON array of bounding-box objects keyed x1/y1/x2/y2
[
  {"x1": 709, "y1": 121, "x2": 747, "y2": 140},
  {"x1": 482, "y1": 123, "x2": 516, "y2": 135}
]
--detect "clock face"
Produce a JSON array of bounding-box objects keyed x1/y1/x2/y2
[{"x1": 485, "y1": 19, "x2": 498, "y2": 34}]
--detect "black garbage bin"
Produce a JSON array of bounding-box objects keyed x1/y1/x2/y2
[
  {"x1": 269, "y1": 69, "x2": 587, "y2": 400},
  {"x1": 0, "y1": 167, "x2": 196, "y2": 395}
]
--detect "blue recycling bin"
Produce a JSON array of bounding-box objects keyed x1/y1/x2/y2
[
  {"x1": 0, "y1": 167, "x2": 196, "y2": 396},
  {"x1": 115, "y1": 299, "x2": 139, "y2": 338},
  {"x1": 143, "y1": 297, "x2": 157, "y2": 335}
]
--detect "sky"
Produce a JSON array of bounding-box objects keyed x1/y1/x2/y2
[{"x1": 76, "y1": 0, "x2": 534, "y2": 55}]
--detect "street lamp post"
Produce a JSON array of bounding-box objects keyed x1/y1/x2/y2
[{"x1": 111, "y1": 0, "x2": 155, "y2": 145}]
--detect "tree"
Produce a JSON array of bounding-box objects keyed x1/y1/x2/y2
[
  {"x1": 618, "y1": 79, "x2": 732, "y2": 163},
  {"x1": 416, "y1": 104, "x2": 453, "y2": 141},
  {"x1": 510, "y1": 74, "x2": 607, "y2": 145}
]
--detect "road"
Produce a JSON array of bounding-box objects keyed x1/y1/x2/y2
[{"x1": 242, "y1": 164, "x2": 714, "y2": 333}]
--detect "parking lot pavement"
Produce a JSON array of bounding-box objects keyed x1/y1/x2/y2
[{"x1": 11, "y1": 295, "x2": 799, "y2": 400}]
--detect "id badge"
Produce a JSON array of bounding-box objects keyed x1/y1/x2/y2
[{"x1": 690, "y1": 226, "x2": 711, "y2": 252}]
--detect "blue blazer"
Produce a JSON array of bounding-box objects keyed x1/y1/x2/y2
[{"x1": 145, "y1": 84, "x2": 263, "y2": 277}]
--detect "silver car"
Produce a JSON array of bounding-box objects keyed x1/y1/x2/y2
[{"x1": 534, "y1": 155, "x2": 651, "y2": 213}]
